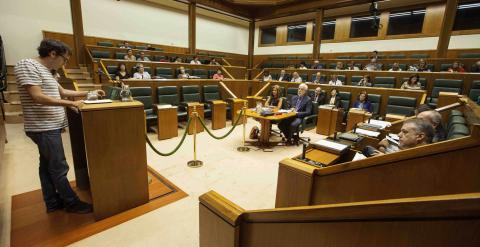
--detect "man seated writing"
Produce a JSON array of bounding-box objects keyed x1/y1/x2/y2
[{"x1": 278, "y1": 83, "x2": 312, "y2": 145}]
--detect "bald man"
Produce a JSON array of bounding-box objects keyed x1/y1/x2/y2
[{"x1": 416, "y1": 110, "x2": 446, "y2": 142}]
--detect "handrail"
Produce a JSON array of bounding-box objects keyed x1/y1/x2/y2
[
  {"x1": 99, "y1": 59, "x2": 113, "y2": 82},
  {"x1": 84, "y1": 46, "x2": 94, "y2": 62},
  {"x1": 221, "y1": 57, "x2": 232, "y2": 66},
  {"x1": 253, "y1": 69, "x2": 264, "y2": 80},
  {"x1": 221, "y1": 66, "x2": 236, "y2": 80},
  {"x1": 253, "y1": 82, "x2": 271, "y2": 97},
  {"x1": 219, "y1": 81, "x2": 238, "y2": 99}
]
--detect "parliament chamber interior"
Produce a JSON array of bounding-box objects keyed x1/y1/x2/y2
[{"x1": 1, "y1": 0, "x2": 480, "y2": 246}]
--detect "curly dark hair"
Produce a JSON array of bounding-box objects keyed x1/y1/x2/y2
[{"x1": 37, "y1": 39, "x2": 71, "y2": 58}]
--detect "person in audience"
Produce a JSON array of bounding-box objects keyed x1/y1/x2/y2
[
  {"x1": 409, "y1": 59, "x2": 430, "y2": 72},
  {"x1": 327, "y1": 88, "x2": 342, "y2": 108},
  {"x1": 417, "y1": 110, "x2": 446, "y2": 142},
  {"x1": 209, "y1": 58, "x2": 220, "y2": 65},
  {"x1": 328, "y1": 74, "x2": 343, "y2": 85},
  {"x1": 400, "y1": 74, "x2": 422, "y2": 90},
  {"x1": 291, "y1": 72, "x2": 302, "y2": 83},
  {"x1": 119, "y1": 41, "x2": 131, "y2": 49},
  {"x1": 278, "y1": 70, "x2": 290, "y2": 82},
  {"x1": 287, "y1": 64, "x2": 296, "y2": 69},
  {"x1": 357, "y1": 75, "x2": 372, "y2": 87},
  {"x1": 298, "y1": 62, "x2": 308, "y2": 70},
  {"x1": 133, "y1": 63, "x2": 151, "y2": 79},
  {"x1": 448, "y1": 61, "x2": 465, "y2": 73},
  {"x1": 212, "y1": 69, "x2": 224, "y2": 80},
  {"x1": 345, "y1": 61, "x2": 360, "y2": 70},
  {"x1": 312, "y1": 72, "x2": 323, "y2": 84},
  {"x1": 352, "y1": 90, "x2": 373, "y2": 113},
  {"x1": 389, "y1": 62, "x2": 402, "y2": 71},
  {"x1": 311, "y1": 86, "x2": 326, "y2": 105},
  {"x1": 278, "y1": 83, "x2": 312, "y2": 145},
  {"x1": 177, "y1": 66, "x2": 190, "y2": 79},
  {"x1": 364, "y1": 58, "x2": 380, "y2": 71},
  {"x1": 372, "y1": 50, "x2": 379, "y2": 59},
  {"x1": 124, "y1": 49, "x2": 136, "y2": 61},
  {"x1": 415, "y1": 104, "x2": 433, "y2": 115},
  {"x1": 136, "y1": 51, "x2": 150, "y2": 61},
  {"x1": 146, "y1": 44, "x2": 155, "y2": 51},
  {"x1": 471, "y1": 61, "x2": 480, "y2": 72},
  {"x1": 115, "y1": 63, "x2": 130, "y2": 81},
  {"x1": 373, "y1": 118, "x2": 434, "y2": 156},
  {"x1": 265, "y1": 85, "x2": 283, "y2": 109},
  {"x1": 263, "y1": 70, "x2": 273, "y2": 82},
  {"x1": 311, "y1": 60, "x2": 323, "y2": 69},
  {"x1": 174, "y1": 57, "x2": 183, "y2": 63},
  {"x1": 190, "y1": 56, "x2": 202, "y2": 65},
  {"x1": 335, "y1": 61, "x2": 344, "y2": 70}
]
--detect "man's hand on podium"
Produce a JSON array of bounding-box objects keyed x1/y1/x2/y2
[{"x1": 68, "y1": 100, "x2": 84, "y2": 113}]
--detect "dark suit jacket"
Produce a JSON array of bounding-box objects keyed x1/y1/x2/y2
[
  {"x1": 353, "y1": 100, "x2": 373, "y2": 113},
  {"x1": 327, "y1": 95, "x2": 342, "y2": 108},
  {"x1": 290, "y1": 95, "x2": 313, "y2": 118},
  {"x1": 278, "y1": 74, "x2": 290, "y2": 82},
  {"x1": 311, "y1": 91, "x2": 326, "y2": 105}
]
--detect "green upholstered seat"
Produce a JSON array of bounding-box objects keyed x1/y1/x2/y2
[
  {"x1": 386, "y1": 96, "x2": 417, "y2": 117},
  {"x1": 115, "y1": 52, "x2": 127, "y2": 59},
  {"x1": 302, "y1": 102, "x2": 319, "y2": 130},
  {"x1": 368, "y1": 94, "x2": 381, "y2": 116},
  {"x1": 203, "y1": 85, "x2": 222, "y2": 102},
  {"x1": 468, "y1": 80, "x2": 480, "y2": 102},
  {"x1": 192, "y1": 69, "x2": 208, "y2": 79},
  {"x1": 91, "y1": 50, "x2": 111, "y2": 59},
  {"x1": 155, "y1": 67, "x2": 173, "y2": 79},
  {"x1": 336, "y1": 56, "x2": 351, "y2": 59},
  {"x1": 409, "y1": 54, "x2": 429, "y2": 58},
  {"x1": 388, "y1": 54, "x2": 406, "y2": 59},
  {"x1": 97, "y1": 41, "x2": 113, "y2": 47},
  {"x1": 373, "y1": 77, "x2": 396, "y2": 88},
  {"x1": 106, "y1": 65, "x2": 118, "y2": 78},
  {"x1": 130, "y1": 87, "x2": 157, "y2": 128},
  {"x1": 353, "y1": 55, "x2": 368, "y2": 59},
  {"x1": 105, "y1": 86, "x2": 122, "y2": 100},
  {"x1": 157, "y1": 86, "x2": 187, "y2": 118},
  {"x1": 351, "y1": 75, "x2": 363, "y2": 85},
  {"x1": 458, "y1": 53, "x2": 480, "y2": 59},
  {"x1": 154, "y1": 47, "x2": 163, "y2": 51},
  {"x1": 339, "y1": 92, "x2": 352, "y2": 111},
  {"x1": 182, "y1": 85, "x2": 211, "y2": 116},
  {"x1": 337, "y1": 75, "x2": 346, "y2": 83},
  {"x1": 153, "y1": 55, "x2": 166, "y2": 61},
  {"x1": 440, "y1": 64, "x2": 452, "y2": 71},
  {"x1": 135, "y1": 45, "x2": 147, "y2": 50},
  {"x1": 427, "y1": 79, "x2": 463, "y2": 107},
  {"x1": 329, "y1": 63, "x2": 336, "y2": 69},
  {"x1": 447, "y1": 124, "x2": 470, "y2": 139},
  {"x1": 286, "y1": 87, "x2": 298, "y2": 103},
  {"x1": 299, "y1": 73, "x2": 308, "y2": 82}
]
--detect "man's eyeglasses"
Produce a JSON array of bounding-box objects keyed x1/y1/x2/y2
[{"x1": 59, "y1": 54, "x2": 70, "y2": 64}]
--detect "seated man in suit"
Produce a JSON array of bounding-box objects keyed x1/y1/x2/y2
[
  {"x1": 278, "y1": 83, "x2": 312, "y2": 145},
  {"x1": 277, "y1": 70, "x2": 290, "y2": 82},
  {"x1": 312, "y1": 72, "x2": 323, "y2": 83},
  {"x1": 311, "y1": 87, "x2": 326, "y2": 105},
  {"x1": 416, "y1": 110, "x2": 446, "y2": 142}
]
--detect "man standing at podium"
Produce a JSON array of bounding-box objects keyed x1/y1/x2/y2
[
  {"x1": 15, "y1": 39, "x2": 103, "y2": 214},
  {"x1": 278, "y1": 83, "x2": 312, "y2": 145}
]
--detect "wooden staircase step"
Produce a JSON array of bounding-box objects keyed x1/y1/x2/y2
[
  {"x1": 4, "y1": 91, "x2": 20, "y2": 102},
  {"x1": 6, "y1": 82, "x2": 18, "y2": 91},
  {"x1": 4, "y1": 102, "x2": 22, "y2": 112},
  {"x1": 4, "y1": 111, "x2": 24, "y2": 124}
]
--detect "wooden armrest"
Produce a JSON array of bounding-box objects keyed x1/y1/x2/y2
[{"x1": 199, "y1": 190, "x2": 244, "y2": 226}]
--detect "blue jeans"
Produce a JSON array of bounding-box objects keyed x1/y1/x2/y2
[{"x1": 26, "y1": 129, "x2": 79, "y2": 208}]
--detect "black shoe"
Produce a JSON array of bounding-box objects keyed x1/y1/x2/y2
[
  {"x1": 66, "y1": 200, "x2": 93, "y2": 214},
  {"x1": 46, "y1": 202, "x2": 65, "y2": 213}
]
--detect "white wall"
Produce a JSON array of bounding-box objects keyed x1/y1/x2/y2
[
  {"x1": 0, "y1": 0, "x2": 73, "y2": 65},
  {"x1": 197, "y1": 15, "x2": 249, "y2": 55},
  {"x1": 449, "y1": 34, "x2": 480, "y2": 49}
]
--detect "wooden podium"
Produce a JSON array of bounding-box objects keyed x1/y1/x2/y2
[
  {"x1": 157, "y1": 106, "x2": 178, "y2": 140},
  {"x1": 67, "y1": 101, "x2": 149, "y2": 220},
  {"x1": 210, "y1": 100, "x2": 227, "y2": 130},
  {"x1": 316, "y1": 106, "x2": 344, "y2": 136},
  {"x1": 346, "y1": 108, "x2": 371, "y2": 131},
  {"x1": 228, "y1": 98, "x2": 247, "y2": 124}
]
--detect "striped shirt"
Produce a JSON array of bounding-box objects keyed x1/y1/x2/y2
[{"x1": 15, "y1": 59, "x2": 67, "y2": 132}]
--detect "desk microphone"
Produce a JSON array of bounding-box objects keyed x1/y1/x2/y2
[
  {"x1": 301, "y1": 143, "x2": 307, "y2": 159},
  {"x1": 333, "y1": 131, "x2": 338, "y2": 140},
  {"x1": 353, "y1": 123, "x2": 358, "y2": 133}
]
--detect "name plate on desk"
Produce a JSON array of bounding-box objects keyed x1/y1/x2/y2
[{"x1": 312, "y1": 139, "x2": 349, "y2": 154}]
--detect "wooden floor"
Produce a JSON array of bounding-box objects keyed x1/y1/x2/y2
[{"x1": 10, "y1": 167, "x2": 187, "y2": 247}]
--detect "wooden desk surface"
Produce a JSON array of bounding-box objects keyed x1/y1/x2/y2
[
  {"x1": 305, "y1": 148, "x2": 341, "y2": 166},
  {"x1": 244, "y1": 109, "x2": 297, "y2": 121},
  {"x1": 79, "y1": 100, "x2": 144, "y2": 112}
]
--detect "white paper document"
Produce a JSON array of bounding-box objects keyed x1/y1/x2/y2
[
  {"x1": 314, "y1": 139, "x2": 348, "y2": 152},
  {"x1": 277, "y1": 109, "x2": 292, "y2": 113},
  {"x1": 365, "y1": 119, "x2": 392, "y2": 129},
  {"x1": 157, "y1": 104, "x2": 174, "y2": 109},
  {"x1": 83, "y1": 99, "x2": 113, "y2": 104},
  {"x1": 355, "y1": 128, "x2": 381, "y2": 137},
  {"x1": 352, "y1": 152, "x2": 367, "y2": 161}
]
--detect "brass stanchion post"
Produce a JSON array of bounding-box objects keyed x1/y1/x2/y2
[
  {"x1": 237, "y1": 101, "x2": 250, "y2": 152},
  {"x1": 188, "y1": 105, "x2": 203, "y2": 168}
]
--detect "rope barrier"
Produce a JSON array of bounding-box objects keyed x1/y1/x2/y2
[
  {"x1": 197, "y1": 108, "x2": 244, "y2": 140},
  {"x1": 145, "y1": 117, "x2": 191, "y2": 156}
]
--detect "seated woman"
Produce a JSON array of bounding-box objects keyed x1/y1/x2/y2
[
  {"x1": 174, "y1": 57, "x2": 183, "y2": 63},
  {"x1": 263, "y1": 70, "x2": 273, "y2": 82},
  {"x1": 327, "y1": 88, "x2": 342, "y2": 108},
  {"x1": 352, "y1": 91, "x2": 373, "y2": 113},
  {"x1": 124, "y1": 49, "x2": 136, "y2": 61},
  {"x1": 357, "y1": 75, "x2": 372, "y2": 87},
  {"x1": 177, "y1": 66, "x2": 190, "y2": 79},
  {"x1": 115, "y1": 63, "x2": 130, "y2": 81},
  {"x1": 298, "y1": 62, "x2": 308, "y2": 70},
  {"x1": 401, "y1": 74, "x2": 422, "y2": 90},
  {"x1": 212, "y1": 69, "x2": 224, "y2": 80},
  {"x1": 448, "y1": 61, "x2": 466, "y2": 73},
  {"x1": 265, "y1": 85, "x2": 284, "y2": 109},
  {"x1": 328, "y1": 74, "x2": 343, "y2": 85}
]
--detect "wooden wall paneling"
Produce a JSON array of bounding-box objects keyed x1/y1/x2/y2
[
  {"x1": 422, "y1": 4, "x2": 446, "y2": 36},
  {"x1": 312, "y1": 9, "x2": 324, "y2": 60},
  {"x1": 276, "y1": 25, "x2": 288, "y2": 45},
  {"x1": 248, "y1": 20, "x2": 255, "y2": 71},
  {"x1": 305, "y1": 21, "x2": 314, "y2": 43},
  {"x1": 333, "y1": 16, "x2": 351, "y2": 42},
  {"x1": 188, "y1": 1, "x2": 196, "y2": 54},
  {"x1": 69, "y1": 0, "x2": 86, "y2": 66},
  {"x1": 275, "y1": 159, "x2": 316, "y2": 208},
  {"x1": 378, "y1": 12, "x2": 389, "y2": 39},
  {"x1": 436, "y1": 0, "x2": 458, "y2": 58}
]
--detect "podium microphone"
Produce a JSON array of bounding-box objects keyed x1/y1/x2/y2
[{"x1": 301, "y1": 143, "x2": 307, "y2": 159}]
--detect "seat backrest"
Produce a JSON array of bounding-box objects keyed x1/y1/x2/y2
[
  {"x1": 469, "y1": 80, "x2": 480, "y2": 101},
  {"x1": 193, "y1": 69, "x2": 208, "y2": 79},
  {"x1": 458, "y1": 53, "x2": 480, "y2": 59},
  {"x1": 155, "y1": 67, "x2": 173, "y2": 79},
  {"x1": 329, "y1": 63, "x2": 336, "y2": 69},
  {"x1": 135, "y1": 45, "x2": 147, "y2": 50},
  {"x1": 388, "y1": 54, "x2": 406, "y2": 59},
  {"x1": 410, "y1": 54, "x2": 429, "y2": 58},
  {"x1": 105, "y1": 86, "x2": 122, "y2": 100},
  {"x1": 447, "y1": 124, "x2": 470, "y2": 139},
  {"x1": 351, "y1": 75, "x2": 363, "y2": 85},
  {"x1": 373, "y1": 77, "x2": 395, "y2": 88},
  {"x1": 299, "y1": 74, "x2": 308, "y2": 82},
  {"x1": 153, "y1": 55, "x2": 166, "y2": 61},
  {"x1": 440, "y1": 64, "x2": 452, "y2": 71},
  {"x1": 336, "y1": 56, "x2": 351, "y2": 59},
  {"x1": 427, "y1": 64, "x2": 435, "y2": 71},
  {"x1": 115, "y1": 52, "x2": 127, "y2": 59},
  {"x1": 130, "y1": 87, "x2": 153, "y2": 109},
  {"x1": 286, "y1": 87, "x2": 297, "y2": 103},
  {"x1": 182, "y1": 85, "x2": 201, "y2": 102},
  {"x1": 337, "y1": 75, "x2": 346, "y2": 83},
  {"x1": 447, "y1": 115, "x2": 467, "y2": 131},
  {"x1": 157, "y1": 86, "x2": 179, "y2": 105},
  {"x1": 106, "y1": 65, "x2": 118, "y2": 75},
  {"x1": 311, "y1": 102, "x2": 319, "y2": 115},
  {"x1": 203, "y1": 85, "x2": 221, "y2": 102},
  {"x1": 386, "y1": 96, "x2": 417, "y2": 116},
  {"x1": 91, "y1": 50, "x2": 111, "y2": 59},
  {"x1": 339, "y1": 92, "x2": 351, "y2": 110},
  {"x1": 431, "y1": 79, "x2": 464, "y2": 98},
  {"x1": 368, "y1": 94, "x2": 381, "y2": 115},
  {"x1": 97, "y1": 41, "x2": 113, "y2": 47},
  {"x1": 353, "y1": 55, "x2": 368, "y2": 59}
]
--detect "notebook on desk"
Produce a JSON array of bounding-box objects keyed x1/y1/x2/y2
[{"x1": 312, "y1": 139, "x2": 349, "y2": 155}]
